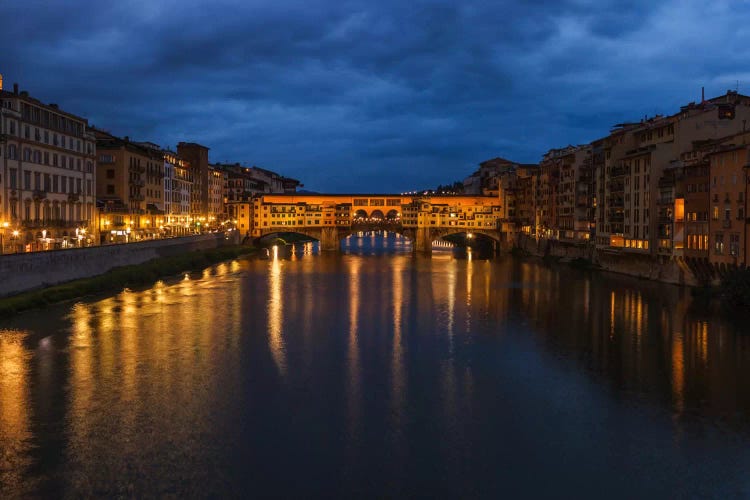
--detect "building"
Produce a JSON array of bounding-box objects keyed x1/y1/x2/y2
[
  {"x1": 177, "y1": 142, "x2": 210, "y2": 226},
  {"x1": 594, "y1": 91, "x2": 750, "y2": 256},
  {"x1": 0, "y1": 80, "x2": 96, "y2": 252},
  {"x1": 163, "y1": 149, "x2": 193, "y2": 235},
  {"x1": 207, "y1": 165, "x2": 225, "y2": 228},
  {"x1": 707, "y1": 143, "x2": 749, "y2": 267},
  {"x1": 94, "y1": 130, "x2": 164, "y2": 242}
]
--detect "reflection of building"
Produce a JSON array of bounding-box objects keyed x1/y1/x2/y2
[{"x1": 0, "y1": 80, "x2": 96, "y2": 252}]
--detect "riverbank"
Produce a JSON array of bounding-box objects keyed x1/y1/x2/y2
[{"x1": 0, "y1": 244, "x2": 257, "y2": 319}]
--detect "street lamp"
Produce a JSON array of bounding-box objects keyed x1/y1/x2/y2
[
  {"x1": 11, "y1": 230, "x2": 19, "y2": 253},
  {"x1": 0, "y1": 221, "x2": 8, "y2": 254}
]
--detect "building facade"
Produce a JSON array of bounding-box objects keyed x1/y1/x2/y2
[{"x1": 0, "y1": 82, "x2": 96, "y2": 252}]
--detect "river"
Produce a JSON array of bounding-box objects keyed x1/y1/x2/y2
[{"x1": 1, "y1": 233, "x2": 749, "y2": 497}]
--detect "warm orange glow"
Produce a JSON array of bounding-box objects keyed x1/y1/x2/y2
[
  {"x1": 674, "y1": 198, "x2": 685, "y2": 222},
  {"x1": 268, "y1": 255, "x2": 286, "y2": 375},
  {"x1": 610, "y1": 235, "x2": 625, "y2": 247}
]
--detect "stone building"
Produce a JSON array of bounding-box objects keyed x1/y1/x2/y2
[{"x1": 0, "y1": 80, "x2": 96, "y2": 252}]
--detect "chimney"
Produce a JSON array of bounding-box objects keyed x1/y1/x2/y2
[
  {"x1": 701, "y1": 86, "x2": 705, "y2": 103},
  {"x1": 13, "y1": 82, "x2": 18, "y2": 94},
  {"x1": 0, "y1": 73, "x2": 3, "y2": 91}
]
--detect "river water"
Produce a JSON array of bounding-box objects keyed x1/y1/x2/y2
[{"x1": 1, "y1": 233, "x2": 750, "y2": 497}]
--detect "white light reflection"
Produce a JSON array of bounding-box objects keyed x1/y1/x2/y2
[{"x1": 268, "y1": 253, "x2": 286, "y2": 376}]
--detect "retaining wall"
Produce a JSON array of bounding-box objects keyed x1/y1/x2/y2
[
  {"x1": 0, "y1": 233, "x2": 229, "y2": 297},
  {"x1": 514, "y1": 233, "x2": 698, "y2": 287}
]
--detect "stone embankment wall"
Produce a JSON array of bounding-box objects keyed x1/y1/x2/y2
[
  {"x1": 514, "y1": 234, "x2": 698, "y2": 287},
  {"x1": 0, "y1": 233, "x2": 232, "y2": 297}
]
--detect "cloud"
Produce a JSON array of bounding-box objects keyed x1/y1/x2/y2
[{"x1": 2, "y1": 0, "x2": 749, "y2": 192}]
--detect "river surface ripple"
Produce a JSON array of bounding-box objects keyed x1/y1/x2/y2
[{"x1": 1, "y1": 235, "x2": 749, "y2": 498}]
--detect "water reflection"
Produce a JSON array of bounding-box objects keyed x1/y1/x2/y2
[
  {"x1": 1, "y1": 241, "x2": 750, "y2": 496},
  {"x1": 0, "y1": 330, "x2": 33, "y2": 494},
  {"x1": 268, "y1": 252, "x2": 286, "y2": 376}
]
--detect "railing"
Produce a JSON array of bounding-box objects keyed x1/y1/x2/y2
[
  {"x1": 723, "y1": 219, "x2": 732, "y2": 228},
  {"x1": 32, "y1": 189, "x2": 47, "y2": 200}
]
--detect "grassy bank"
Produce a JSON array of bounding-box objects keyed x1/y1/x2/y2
[{"x1": 0, "y1": 245, "x2": 257, "y2": 319}]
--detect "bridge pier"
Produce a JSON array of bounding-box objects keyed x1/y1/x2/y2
[
  {"x1": 414, "y1": 227, "x2": 432, "y2": 255},
  {"x1": 319, "y1": 226, "x2": 340, "y2": 251}
]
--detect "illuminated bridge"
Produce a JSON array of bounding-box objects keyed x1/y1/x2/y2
[{"x1": 239, "y1": 194, "x2": 504, "y2": 253}]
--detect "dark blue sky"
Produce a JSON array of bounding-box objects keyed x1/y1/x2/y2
[{"x1": 2, "y1": 0, "x2": 748, "y2": 192}]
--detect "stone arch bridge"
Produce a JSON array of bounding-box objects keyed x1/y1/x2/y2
[{"x1": 244, "y1": 193, "x2": 503, "y2": 254}]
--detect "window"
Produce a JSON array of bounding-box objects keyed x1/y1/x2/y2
[
  {"x1": 24, "y1": 171, "x2": 31, "y2": 189},
  {"x1": 715, "y1": 233, "x2": 724, "y2": 255},
  {"x1": 6, "y1": 144, "x2": 16, "y2": 159},
  {"x1": 9, "y1": 168, "x2": 17, "y2": 189},
  {"x1": 730, "y1": 234, "x2": 740, "y2": 256}
]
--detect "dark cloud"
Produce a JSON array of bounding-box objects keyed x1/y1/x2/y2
[{"x1": 1, "y1": 0, "x2": 748, "y2": 192}]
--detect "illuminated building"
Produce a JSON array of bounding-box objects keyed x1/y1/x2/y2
[
  {"x1": 706, "y1": 143, "x2": 749, "y2": 267},
  {"x1": 93, "y1": 129, "x2": 163, "y2": 242},
  {"x1": 163, "y1": 150, "x2": 193, "y2": 235},
  {"x1": 0, "y1": 78, "x2": 96, "y2": 252}
]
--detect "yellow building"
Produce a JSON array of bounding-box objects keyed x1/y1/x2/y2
[{"x1": 94, "y1": 130, "x2": 164, "y2": 242}]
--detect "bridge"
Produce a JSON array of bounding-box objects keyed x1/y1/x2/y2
[{"x1": 243, "y1": 194, "x2": 503, "y2": 253}]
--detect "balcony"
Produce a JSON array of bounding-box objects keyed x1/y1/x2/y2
[
  {"x1": 68, "y1": 192, "x2": 80, "y2": 202},
  {"x1": 723, "y1": 219, "x2": 732, "y2": 228},
  {"x1": 131, "y1": 194, "x2": 145, "y2": 201},
  {"x1": 32, "y1": 189, "x2": 47, "y2": 200},
  {"x1": 130, "y1": 179, "x2": 145, "y2": 187}
]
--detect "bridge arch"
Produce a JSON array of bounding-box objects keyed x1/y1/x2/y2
[
  {"x1": 256, "y1": 231, "x2": 320, "y2": 246},
  {"x1": 386, "y1": 209, "x2": 399, "y2": 220},
  {"x1": 370, "y1": 209, "x2": 384, "y2": 220},
  {"x1": 433, "y1": 229, "x2": 500, "y2": 243},
  {"x1": 353, "y1": 209, "x2": 368, "y2": 219}
]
